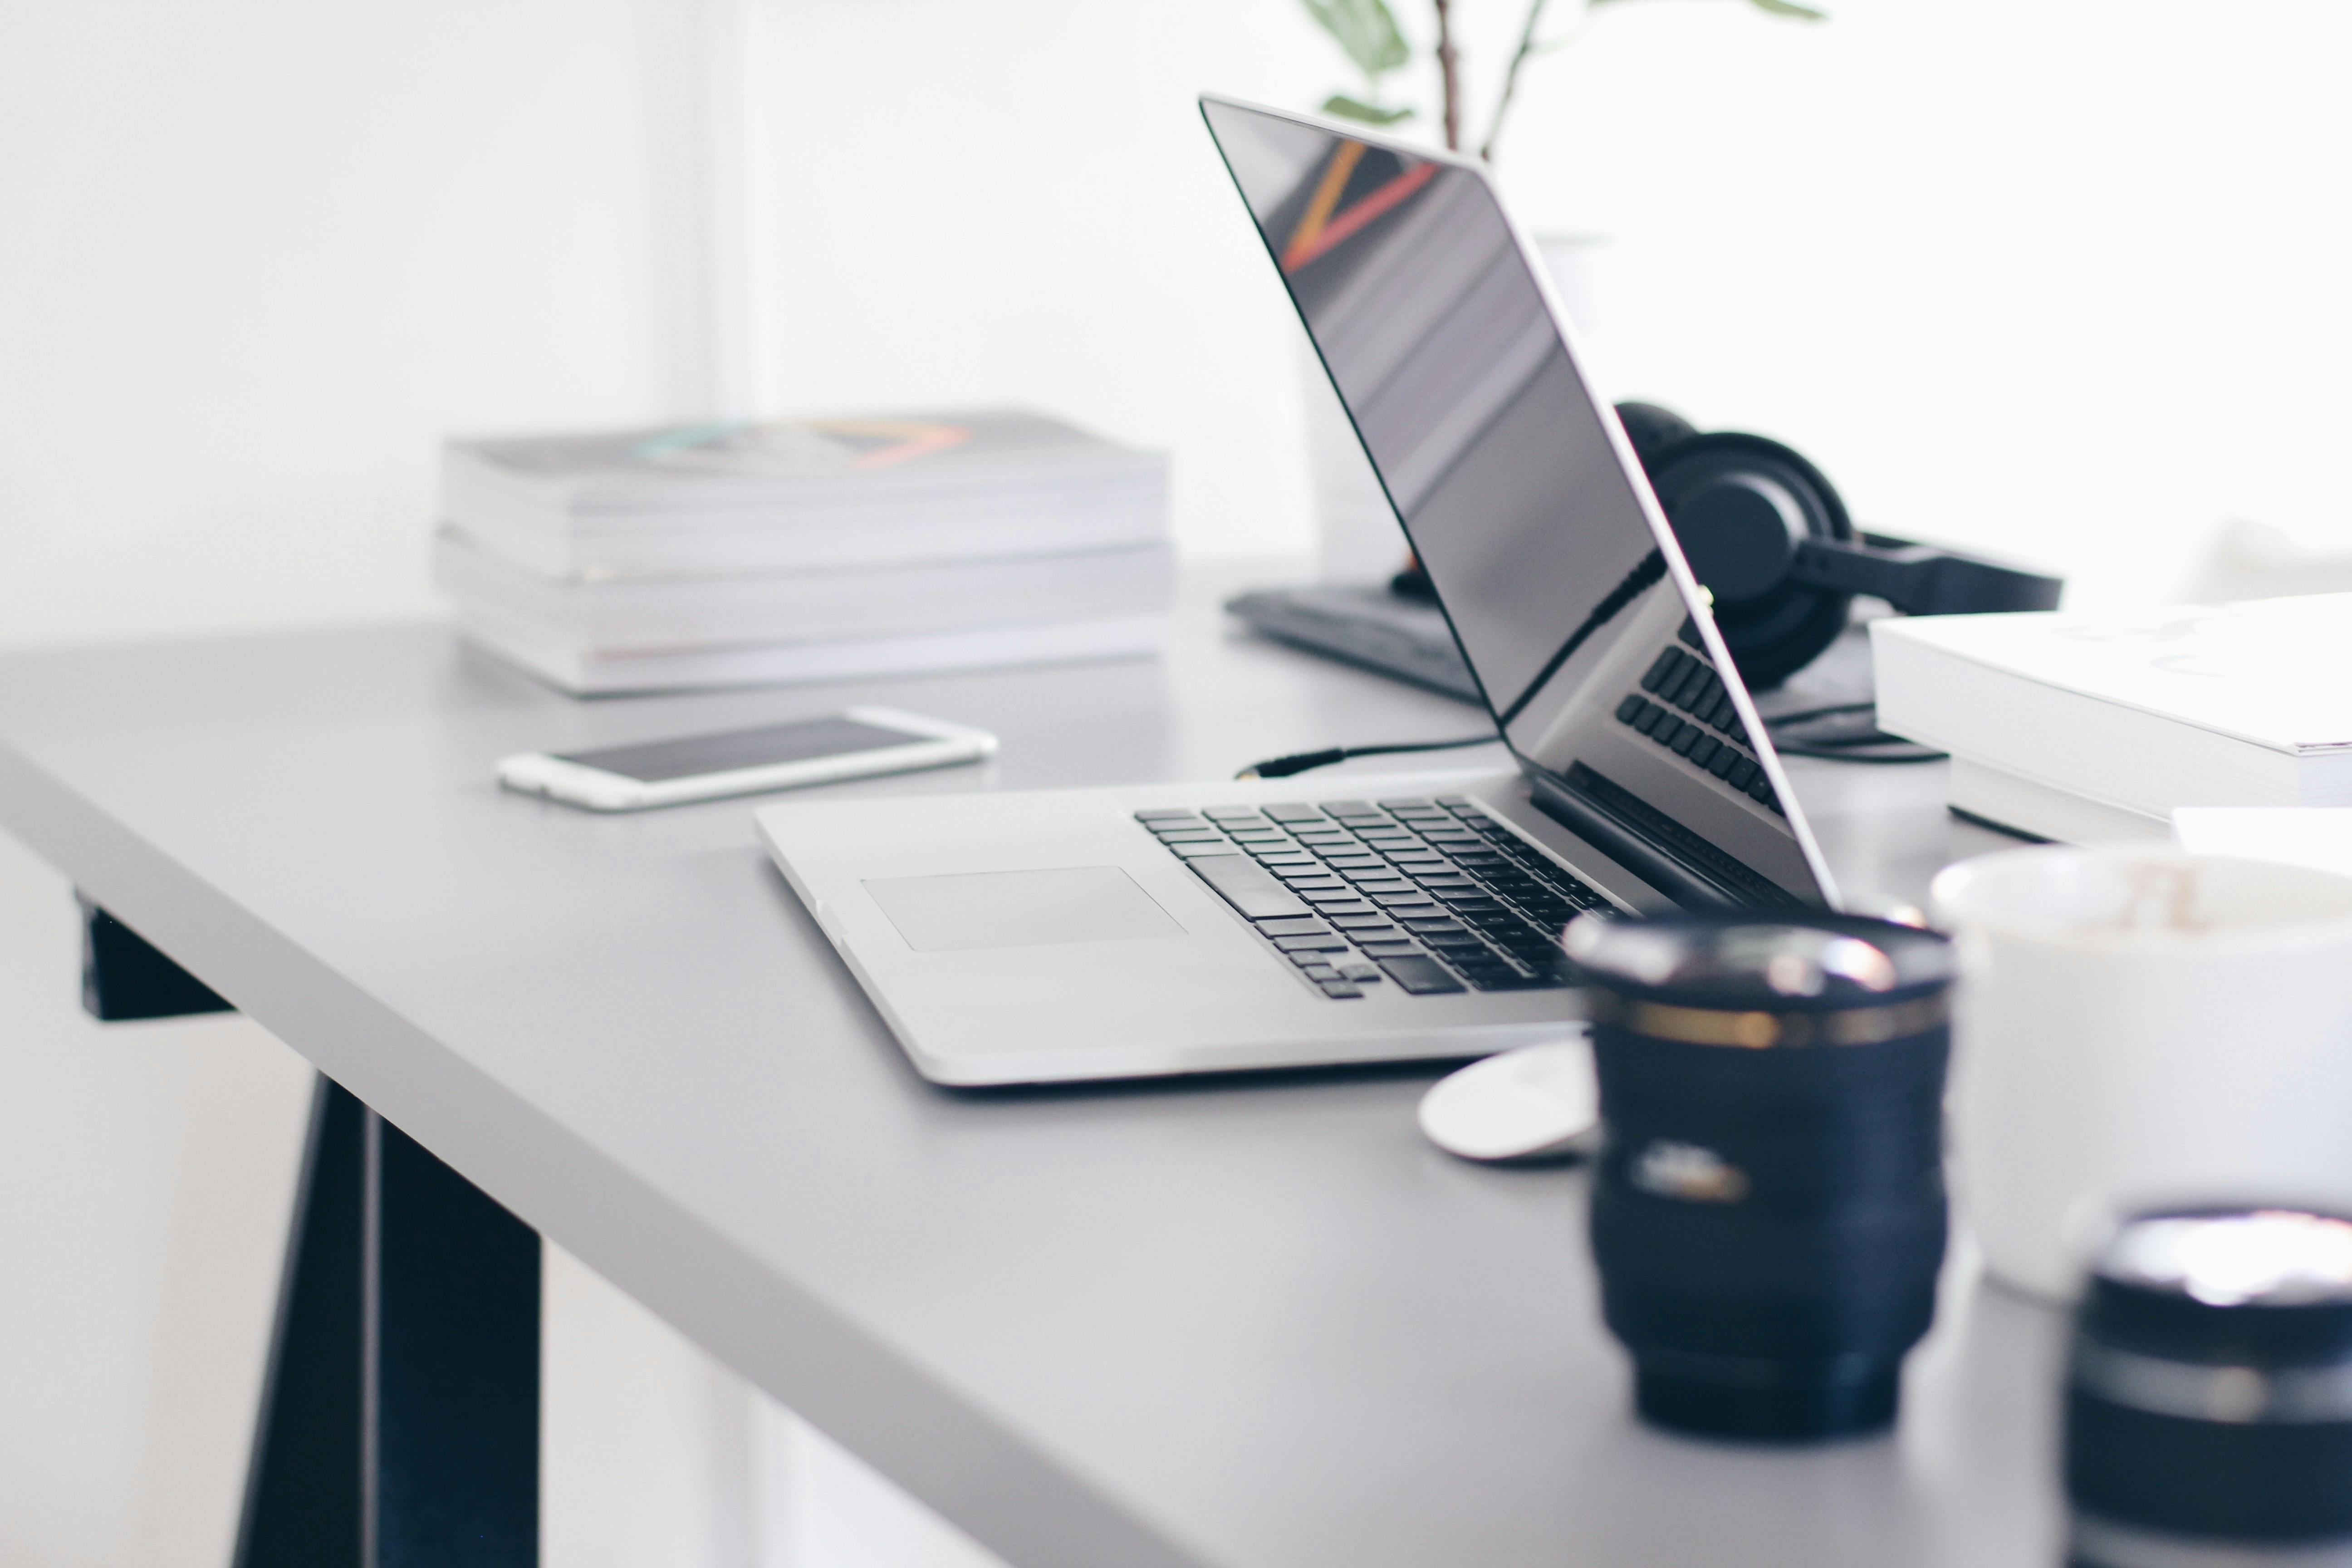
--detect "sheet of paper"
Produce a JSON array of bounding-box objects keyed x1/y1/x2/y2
[{"x1": 2173, "y1": 807, "x2": 2352, "y2": 878}]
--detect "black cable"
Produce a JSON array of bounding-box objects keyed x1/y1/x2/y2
[
  {"x1": 1763, "y1": 701, "x2": 1879, "y2": 729},
  {"x1": 1235, "y1": 732, "x2": 1502, "y2": 781},
  {"x1": 1764, "y1": 700, "x2": 1947, "y2": 764},
  {"x1": 1238, "y1": 696, "x2": 1943, "y2": 782},
  {"x1": 1772, "y1": 745, "x2": 1947, "y2": 765}
]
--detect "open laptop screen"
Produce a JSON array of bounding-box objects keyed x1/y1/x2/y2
[{"x1": 1201, "y1": 97, "x2": 1832, "y2": 908}]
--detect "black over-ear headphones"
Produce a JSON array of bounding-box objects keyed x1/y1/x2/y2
[{"x1": 1614, "y1": 402, "x2": 2063, "y2": 689}]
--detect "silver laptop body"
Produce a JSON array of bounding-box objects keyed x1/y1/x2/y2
[{"x1": 755, "y1": 97, "x2": 1839, "y2": 1085}]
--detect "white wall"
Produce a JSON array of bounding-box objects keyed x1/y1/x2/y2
[
  {"x1": 9, "y1": 4, "x2": 2352, "y2": 1566},
  {"x1": 0, "y1": 0, "x2": 707, "y2": 647},
  {"x1": 749, "y1": 0, "x2": 2352, "y2": 604}
]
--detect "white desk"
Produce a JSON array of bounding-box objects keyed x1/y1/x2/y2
[{"x1": 0, "y1": 564, "x2": 2047, "y2": 1568}]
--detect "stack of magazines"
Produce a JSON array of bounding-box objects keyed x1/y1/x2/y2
[{"x1": 434, "y1": 410, "x2": 1173, "y2": 694}]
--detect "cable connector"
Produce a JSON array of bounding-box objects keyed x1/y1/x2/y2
[
  {"x1": 1236, "y1": 747, "x2": 1351, "y2": 781},
  {"x1": 1234, "y1": 732, "x2": 1501, "y2": 782}
]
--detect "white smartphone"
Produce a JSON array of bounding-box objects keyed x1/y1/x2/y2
[{"x1": 496, "y1": 706, "x2": 997, "y2": 812}]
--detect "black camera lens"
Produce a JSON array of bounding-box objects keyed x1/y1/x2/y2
[
  {"x1": 2067, "y1": 1207, "x2": 2352, "y2": 1566},
  {"x1": 1565, "y1": 912, "x2": 1955, "y2": 1441}
]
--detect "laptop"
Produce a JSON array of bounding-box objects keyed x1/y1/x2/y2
[{"x1": 753, "y1": 96, "x2": 1840, "y2": 1085}]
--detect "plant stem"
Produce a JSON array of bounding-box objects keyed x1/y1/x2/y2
[
  {"x1": 1432, "y1": 0, "x2": 1462, "y2": 152},
  {"x1": 1480, "y1": 0, "x2": 1556, "y2": 162}
]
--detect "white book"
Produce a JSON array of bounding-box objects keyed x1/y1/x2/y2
[
  {"x1": 459, "y1": 612, "x2": 1166, "y2": 696},
  {"x1": 432, "y1": 530, "x2": 1176, "y2": 654},
  {"x1": 446, "y1": 478, "x2": 1168, "y2": 580},
  {"x1": 1948, "y1": 759, "x2": 2171, "y2": 846},
  {"x1": 1872, "y1": 596, "x2": 2352, "y2": 819},
  {"x1": 442, "y1": 409, "x2": 1166, "y2": 521}
]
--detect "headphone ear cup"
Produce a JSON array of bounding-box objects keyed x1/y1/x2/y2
[
  {"x1": 1612, "y1": 402, "x2": 1700, "y2": 477},
  {"x1": 1646, "y1": 432, "x2": 1854, "y2": 690}
]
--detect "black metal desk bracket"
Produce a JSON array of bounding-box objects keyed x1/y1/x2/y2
[{"x1": 79, "y1": 902, "x2": 541, "y2": 1567}]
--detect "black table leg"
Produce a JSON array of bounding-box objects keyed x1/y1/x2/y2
[
  {"x1": 235, "y1": 1078, "x2": 365, "y2": 1568},
  {"x1": 232, "y1": 1077, "x2": 541, "y2": 1568},
  {"x1": 77, "y1": 895, "x2": 231, "y2": 1020},
  {"x1": 363, "y1": 1100, "x2": 540, "y2": 1567}
]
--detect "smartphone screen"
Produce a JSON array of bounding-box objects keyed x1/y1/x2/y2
[{"x1": 554, "y1": 717, "x2": 928, "y2": 783}]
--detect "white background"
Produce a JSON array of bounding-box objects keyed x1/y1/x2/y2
[{"x1": 6, "y1": 2, "x2": 2352, "y2": 1564}]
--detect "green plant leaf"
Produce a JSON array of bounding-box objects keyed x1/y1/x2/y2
[
  {"x1": 1321, "y1": 93, "x2": 1416, "y2": 125},
  {"x1": 1300, "y1": 0, "x2": 1411, "y2": 78},
  {"x1": 1745, "y1": 0, "x2": 1829, "y2": 18}
]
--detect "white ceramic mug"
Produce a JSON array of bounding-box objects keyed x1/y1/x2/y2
[{"x1": 1930, "y1": 847, "x2": 2352, "y2": 1300}]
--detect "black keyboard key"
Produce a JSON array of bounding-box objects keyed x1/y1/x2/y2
[
  {"x1": 1187, "y1": 855, "x2": 1311, "y2": 920},
  {"x1": 1748, "y1": 775, "x2": 1775, "y2": 803},
  {"x1": 1274, "y1": 934, "x2": 1348, "y2": 952},
  {"x1": 1338, "y1": 963, "x2": 1381, "y2": 982},
  {"x1": 1328, "y1": 914, "x2": 1396, "y2": 931},
  {"x1": 1289, "y1": 951, "x2": 1333, "y2": 967},
  {"x1": 1401, "y1": 916, "x2": 1465, "y2": 931},
  {"x1": 1727, "y1": 757, "x2": 1759, "y2": 789},
  {"x1": 1372, "y1": 894, "x2": 1439, "y2": 912},
  {"x1": 1709, "y1": 748, "x2": 1740, "y2": 780},
  {"x1": 1298, "y1": 961, "x2": 1341, "y2": 979},
  {"x1": 1359, "y1": 940, "x2": 1423, "y2": 957},
  {"x1": 1318, "y1": 979, "x2": 1365, "y2": 999},
  {"x1": 1473, "y1": 970, "x2": 1565, "y2": 991},
  {"x1": 1670, "y1": 662, "x2": 1712, "y2": 710},
  {"x1": 1135, "y1": 808, "x2": 1200, "y2": 821},
  {"x1": 1301, "y1": 887, "x2": 1373, "y2": 904},
  {"x1": 1254, "y1": 851, "x2": 1316, "y2": 866},
  {"x1": 1378, "y1": 798, "x2": 1436, "y2": 810},
  {"x1": 1687, "y1": 735, "x2": 1720, "y2": 769},
  {"x1": 1378, "y1": 955, "x2": 1467, "y2": 995},
  {"x1": 1671, "y1": 725, "x2": 1704, "y2": 757},
  {"x1": 1639, "y1": 648, "x2": 1682, "y2": 694},
  {"x1": 1436, "y1": 795, "x2": 1475, "y2": 806},
  {"x1": 1257, "y1": 918, "x2": 1330, "y2": 937}
]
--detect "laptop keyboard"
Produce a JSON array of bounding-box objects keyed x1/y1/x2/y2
[
  {"x1": 1135, "y1": 795, "x2": 1610, "y2": 1000},
  {"x1": 1613, "y1": 637, "x2": 1784, "y2": 815}
]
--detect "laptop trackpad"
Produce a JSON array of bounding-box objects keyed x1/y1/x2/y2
[{"x1": 864, "y1": 867, "x2": 1185, "y2": 952}]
